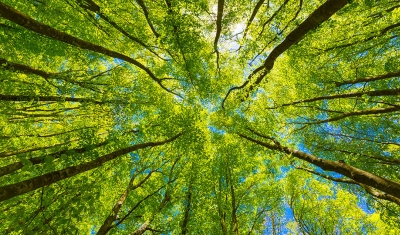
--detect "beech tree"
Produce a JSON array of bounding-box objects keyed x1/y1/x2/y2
[{"x1": 1, "y1": 0, "x2": 400, "y2": 234}]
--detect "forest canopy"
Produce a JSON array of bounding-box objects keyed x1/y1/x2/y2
[{"x1": 1, "y1": 0, "x2": 400, "y2": 234}]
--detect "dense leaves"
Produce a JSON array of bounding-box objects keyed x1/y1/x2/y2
[{"x1": 0, "y1": 0, "x2": 399, "y2": 234}]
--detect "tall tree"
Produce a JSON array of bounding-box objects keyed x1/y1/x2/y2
[{"x1": 1, "y1": 0, "x2": 399, "y2": 233}]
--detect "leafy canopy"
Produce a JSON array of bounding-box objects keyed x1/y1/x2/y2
[{"x1": 0, "y1": 0, "x2": 400, "y2": 234}]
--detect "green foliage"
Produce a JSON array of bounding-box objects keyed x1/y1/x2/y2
[{"x1": 1, "y1": 0, "x2": 400, "y2": 234}]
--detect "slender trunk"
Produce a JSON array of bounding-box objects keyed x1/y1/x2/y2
[
  {"x1": 295, "y1": 106, "x2": 400, "y2": 124},
  {"x1": 243, "y1": 0, "x2": 266, "y2": 39},
  {"x1": 258, "y1": 0, "x2": 289, "y2": 37},
  {"x1": 129, "y1": 183, "x2": 173, "y2": 235},
  {"x1": 0, "y1": 124, "x2": 88, "y2": 139},
  {"x1": 276, "y1": 88, "x2": 400, "y2": 108},
  {"x1": 296, "y1": 167, "x2": 400, "y2": 205},
  {"x1": 0, "y1": 58, "x2": 55, "y2": 78},
  {"x1": 135, "y1": 0, "x2": 160, "y2": 38},
  {"x1": 335, "y1": 71, "x2": 400, "y2": 86},
  {"x1": 96, "y1": 181, "x2": 132, "y2": 235},
  {"x1": 271, "y1": 215, "x2": 276, "y2": 235},
  {"x1": 0, "y1": 133, "x2": 182, "y2": 202},
  {"x1": 213, "y1": 0, "x2": 224, "y2": 73},
  {"x1": 213, "y1": 0, "x2": 224, "y2": 51},
  {"x1": 227, "y1": 160, "x2": 238, "y2": 235},
  {"x1": 254, "y1": 0, "x2": 348, "y2": 84},
  {"x1": 216, "y1": 186, "x2": 227, "y2": 235},
  {"x1": 181, "y1": 173, "x2": 194, "y2": 235},
  {"x1": 97, "y1": 170, "x2": 155, "y2": 235}
]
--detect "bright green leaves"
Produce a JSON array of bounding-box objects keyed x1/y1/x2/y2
[{"x1": 1, "y1": 0, "x2": 399, "y2": 234}]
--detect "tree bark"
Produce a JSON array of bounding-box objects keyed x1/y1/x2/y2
[
  {"x1": 243, "y1": 0, "x2": 266, "y2": 39},
  {"x1": 0, "y1": 138, "x2": 80, "y2": 159},
  {"x1": 238, "y1": 133, "x2": 400, "y2": 199},
  {"x1": 213, "y1": 0, "x2": 224, "y2": 51},
  {"x1": 181, "y1": 176, "x2": 193, "y2": 235},
  {"x1": 258, "y1": 0, "x2": 289, "y2": 37}
]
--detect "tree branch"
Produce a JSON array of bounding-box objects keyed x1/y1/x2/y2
[
  {"x1": 335, "y1": 71, "x2": 400, "y2": 87},
  {"x1": 222, "y1": 0, "x2": 348, "y2": 106},
  {"x1": 291, "y1": 106, "x2": 400, "y2": 125},
  {"x1": 0, "y1": 2, "x2": 177, "y2": 95},
  {"x1": 135, "y1": 0, "x2": 160, "y2": 38},
  {"x1": 267, "y1": 88, "x2": 400, "y2": 108}
]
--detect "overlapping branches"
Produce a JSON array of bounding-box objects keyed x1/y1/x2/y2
[
  {"x1": 0, "y1": 2, "x2": 180, "y2": 96},
  {"x1": 222, "y1": 0, "x2": 348, "y2": 108},
  {"x1": 75, "y1": 0, "x2": 165, "y2": 59}
]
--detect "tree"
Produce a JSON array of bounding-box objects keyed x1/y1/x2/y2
[{"x1": 0, "y1": 0, "x2": 399, "y2": 234}]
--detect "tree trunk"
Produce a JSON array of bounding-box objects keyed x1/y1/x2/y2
[
  {"x1": 239, "y1": 133, "x2": 400, "y2": 199},
  {"x1": 0, "y1": 133, "x2": 182, "y2": 202}
]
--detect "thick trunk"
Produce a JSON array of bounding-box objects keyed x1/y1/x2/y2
[
  {"x1": 223, "y1": 0, "x2": 348, "y2": 106},
  {"x1": 0, "y1": 133, "x2": 182, "y2": 202},
  {"x1": 239, "y1": 134, "x2": 400, "y2": 199}
]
